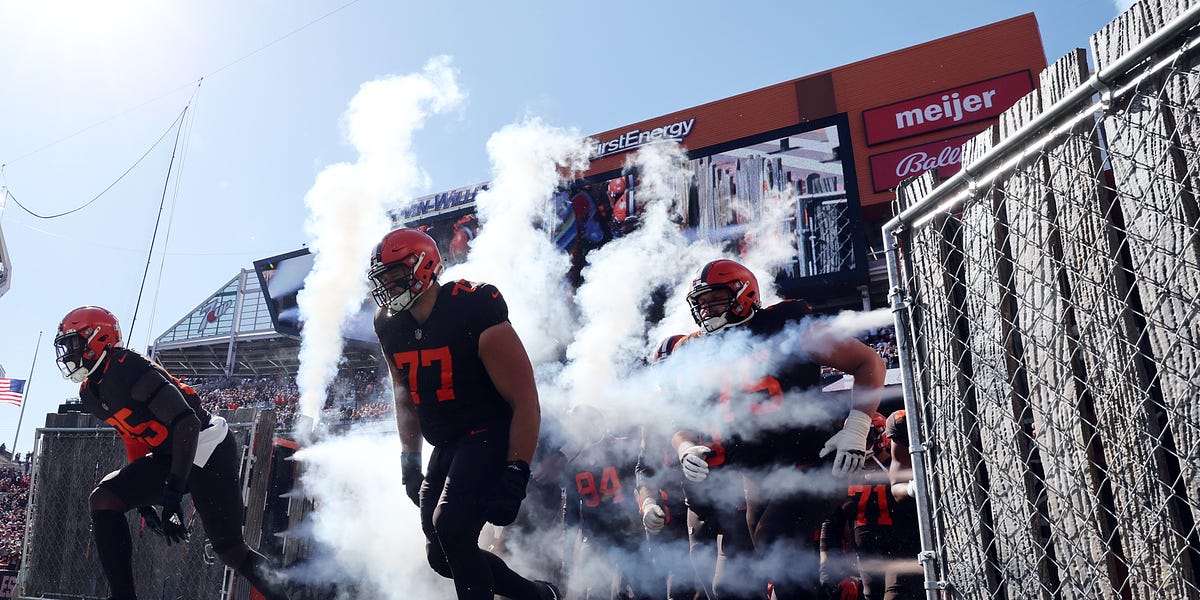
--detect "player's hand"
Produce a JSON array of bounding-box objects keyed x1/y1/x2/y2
[
  {"x1": 485, "y1": 460, "x2": 530, "y2": 526},
  {"x1": 138, "y1": 505, "x2": 165, "y2": 537},
  {"x1": 677, "y1": 443, "x2": 711, "y2": 482},
  {"x1": 159, "y1": 475, "x2": 190, "y2": 545},
  {"x1": 401, "y1": 452, "x2": 423, "y2": 507},
  {"x1": 819, "y1": 410, "x2": 872, "y2": 477},
  {"x1": 641, "y1": 497, "x2": 666, "y2": 534},
  {"x1": 827, "y1": 576, "x2": 861, "y2": 600}
]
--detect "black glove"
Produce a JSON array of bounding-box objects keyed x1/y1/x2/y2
[
  {"x1": 159, "y1": 474, "x2": 190, "y2": 545},
  {"x1": 485, "y1": 460, "x2": 530, "y2": 526},
  {"x1": 401, "y1": 452, "x2": 423, "y2": 508},
  {"x1": 138, "y1": 505, "x2": 164, "y2": 537}
]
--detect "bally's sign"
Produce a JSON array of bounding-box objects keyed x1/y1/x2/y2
[
  {"x1": 590, "y1": 118, "x2": 695, "y2": 159},
  {"x1": 862, "y1": 71, "x2": 1033, "y2": 146},
  {"x1": 868, "y1": 133, "x2": 976, "y2": 192}
]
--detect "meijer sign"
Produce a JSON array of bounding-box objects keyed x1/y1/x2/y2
[{"x1": 862, "y1": 71, "x2": 1033, "y2": 145}]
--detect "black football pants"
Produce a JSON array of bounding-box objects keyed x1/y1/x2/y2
[{"x1": 420, "y1": 427, "x2": 543, "y2": 600}]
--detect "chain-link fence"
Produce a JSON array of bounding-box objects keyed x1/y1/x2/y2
[
  {"x1": 885, "y1": 1, "x2": 1200, "y2": 599},
  {"x1": 17, "y1": 409, "x2": 276, "y2": 600}
]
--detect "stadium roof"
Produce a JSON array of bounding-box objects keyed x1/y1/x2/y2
[{"x1": 152, "y1": 269, "x2": 379, "y2": 378}]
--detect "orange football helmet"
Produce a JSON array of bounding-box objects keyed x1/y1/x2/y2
[
  {"x1": 369, "y1": 228, "x2": 444, "y2": 312},
  {"x1": 55, "y1": 306, "x2": 122, "y2": 383},
  {"x1": 687, "y1": 259, "x2": 761, "y2": 333}
]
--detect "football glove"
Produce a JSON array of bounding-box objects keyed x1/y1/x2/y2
[
  {"x1": 138, "y1": 505, "x2": 165, "y2": 537},
  {"x1": 401, "y1": 452, "x2": 423, "y2": 507},
  {"x1": 641, "y1": 497, "x2": 666, "y2": 534},
  {"x1": 159, "y1": 475, "x2": 190, "y2": 545},
  {"x1": 828, "y1": 577, "x2": 861, "y2": 600},
  {"x1": 677, "y1": 443, "x2": 711, "y2": 482},
  {"x1": 819, "y1": 410, "x2": 872, "y2": 477},
  {"x1": 485, "y1": 460, "x2": 530, "y2": 526}
]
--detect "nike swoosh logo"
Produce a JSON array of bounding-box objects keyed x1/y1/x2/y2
[
  {"x1": 491, "y1": 291, "x2": 499, "y2": 298},
  {"x1": 470, "y1": 428, "x2": 488, "y2": 435}
]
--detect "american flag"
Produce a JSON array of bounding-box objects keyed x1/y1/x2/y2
[{"x1": 0, "y1": 377, "x2": 26, "y2": 407}]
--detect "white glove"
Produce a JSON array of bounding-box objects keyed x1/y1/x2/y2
[
  {"x1": 677, "y1": 443, "x2": 711, "y2": 482},
  {"x1": 819, "y1": 410, "x2": 872, "y2": 477},
  {"x1": 906, "y1": 479, "x2": 917, "y2": 498},
  {"x1": 641, "y1": 497, "x2": 666, "y2": 534}
]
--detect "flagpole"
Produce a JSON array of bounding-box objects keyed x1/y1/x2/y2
[{"x1": 11, "y1": 330, "x2": 41, "y2": 460}]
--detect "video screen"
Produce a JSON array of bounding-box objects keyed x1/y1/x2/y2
[
  {"x1": 252, "y1": 248, "x2": 377, "y2": 342},
  {"x1": 553, "y1": 117, "x2": 868, "y2": 294}
]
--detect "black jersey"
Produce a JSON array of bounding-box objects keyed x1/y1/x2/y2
[
  {"x1": 879, "y1": 410, "x2": 920, "y2": 555},
  {"x1": 80, "y1": 348, "x2": 211, "y2": 460},
  {"x1": 565, "y1": 430, "x2": 643, "y2": 540},
  {"x1": 375, "y1": 279, "x2": 513, "y2": 447},
  {"x1": 688, "y1": 300, "x2": 830, "y2": 469}
]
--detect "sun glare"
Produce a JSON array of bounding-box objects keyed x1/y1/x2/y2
[{"x1": 5, "y1": 1, "x2": 162, "y2": 59}]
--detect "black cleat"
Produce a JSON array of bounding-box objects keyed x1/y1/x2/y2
[{"x1": 535, "y1": 580, "x2": 561, "y2": 600}]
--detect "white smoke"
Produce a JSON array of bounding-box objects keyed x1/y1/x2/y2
[
  {"x1": 442, "y1": 117, "x2": 590, "y2": 367},
  {"x1": 291, "y1": 428, "x2": 453, "y2": 599},
  {"x1": 559, "y1": 141, "x2": 715, "y2": 407},
  {"x1": 286, "y1": 63, "x2": 905, "y2": 598},
  {"x1": 295, "y1": 56, "x2": 464, "y2": 439}
]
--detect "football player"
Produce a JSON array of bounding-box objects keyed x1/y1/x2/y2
[
  {"x1": 561, "y1": 404, "x2": 659, "y2": 599},
  {"x1": 639, "y1": 334, "x2": 704, "y2": 600},
  {"x1": 821, "y1": 412, "x2": 905, "y2": 600},
  {"x1": 671, "y1": 259, "x2": 886, "y2": 599},
  {"x1": 370, "y1": 227, "x2": 559, "y2": 600},
  {"x1": 879, "y1": 410, "x2": 921, "y2": 600},
  {"x1": 54, "y1": 306, "x2": 290, "y2": 600}
]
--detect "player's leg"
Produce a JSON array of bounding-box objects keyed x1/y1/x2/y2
[
  {"x1": 433, "y1": 428, "x2": 557, "y2": 600},
  {"x1": 752, "y1": 494, "x2": 824, "y2": 600},
  {"x1": 90, "y1": 455, "x2": 169, "y2": 600},
  {"x1": 189, "y1": 432, "x2": 289, "y2": 600},
  {"x1": 421, "y1": 445, "x2": 456, "y2": 580}
]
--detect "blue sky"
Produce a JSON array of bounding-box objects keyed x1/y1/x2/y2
[{"x1": 0, "y1": 0, "x2": 1128, "y2": 453}]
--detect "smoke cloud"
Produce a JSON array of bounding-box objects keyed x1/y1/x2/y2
[
  {"x1": 295, "y1": 56, "x2": 464, "y2": 440},
  {"x1": 288, "y1": 63, "x2": 905, "y2": 599}
]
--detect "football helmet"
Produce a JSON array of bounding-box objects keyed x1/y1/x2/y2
[
  {"x1": 55, "y1": 306, "x2": 122, "y2": 383},
  {"x1": 652, "y1": 334, "x2": 687, "y2": 363},
  {"x1": 369, "y1": 228, "x2": 444, "y2": 312},
  {"x1": 687, "y1": 259, "x2": 761, "y2": 333}
]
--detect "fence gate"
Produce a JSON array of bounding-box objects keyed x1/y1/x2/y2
[{"x1": 885, "y1": 1, "x2": 1200, "y2": 599}]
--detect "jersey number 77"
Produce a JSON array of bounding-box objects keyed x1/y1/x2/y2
[{"x1": 392, "y1": 346, "x2": 456, "y2": 404}]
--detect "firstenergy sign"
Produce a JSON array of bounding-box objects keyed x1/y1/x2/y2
[
  {"x1": 590, "y1": 119, "x2": 695, "y2": 159},
  {"x1": 862, "y1": 71, "x2": 1033, "y2": 145}
]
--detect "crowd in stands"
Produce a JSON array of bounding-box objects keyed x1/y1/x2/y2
[
  {"x1": 0, "y1": 466, "x2": 30, "y2": 571},
  {"x1": 187, "y1": 370, "x2": 390, "y2": 432}
]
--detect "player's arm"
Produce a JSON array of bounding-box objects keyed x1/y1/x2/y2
[
  {"x1": 386, "y1": 357, "x2": 422, "y2": 455},
  {"x1": 890, "y1": 438, "x2": 915, "y2": 501},
  {"x1": 479, "y1": 321, "x2": 540, "y2": 463},
  {"x1": 809, "y1": 325, "x2": 886, "y2": 476},
  {"x1": 133, "y1": 369, "x2": 200, "y2": 486},
  {"x1": 808, "y1": 331, "x2": 886, "y2": 414},
  {"x1": 383, "y1": 352, "x2": 425, "y2": 507}
]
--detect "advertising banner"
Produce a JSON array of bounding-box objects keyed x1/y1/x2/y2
[
  {"x1": 861, "y1": 71, "x2": 1033, "y2": 145},
  {"x1": 868, "y1": 133, "x2": 975, "y2": 192}
]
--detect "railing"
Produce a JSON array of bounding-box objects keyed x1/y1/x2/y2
[{"x1": 885, "y1": 1, "x2": 1200, "y2": 598}]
